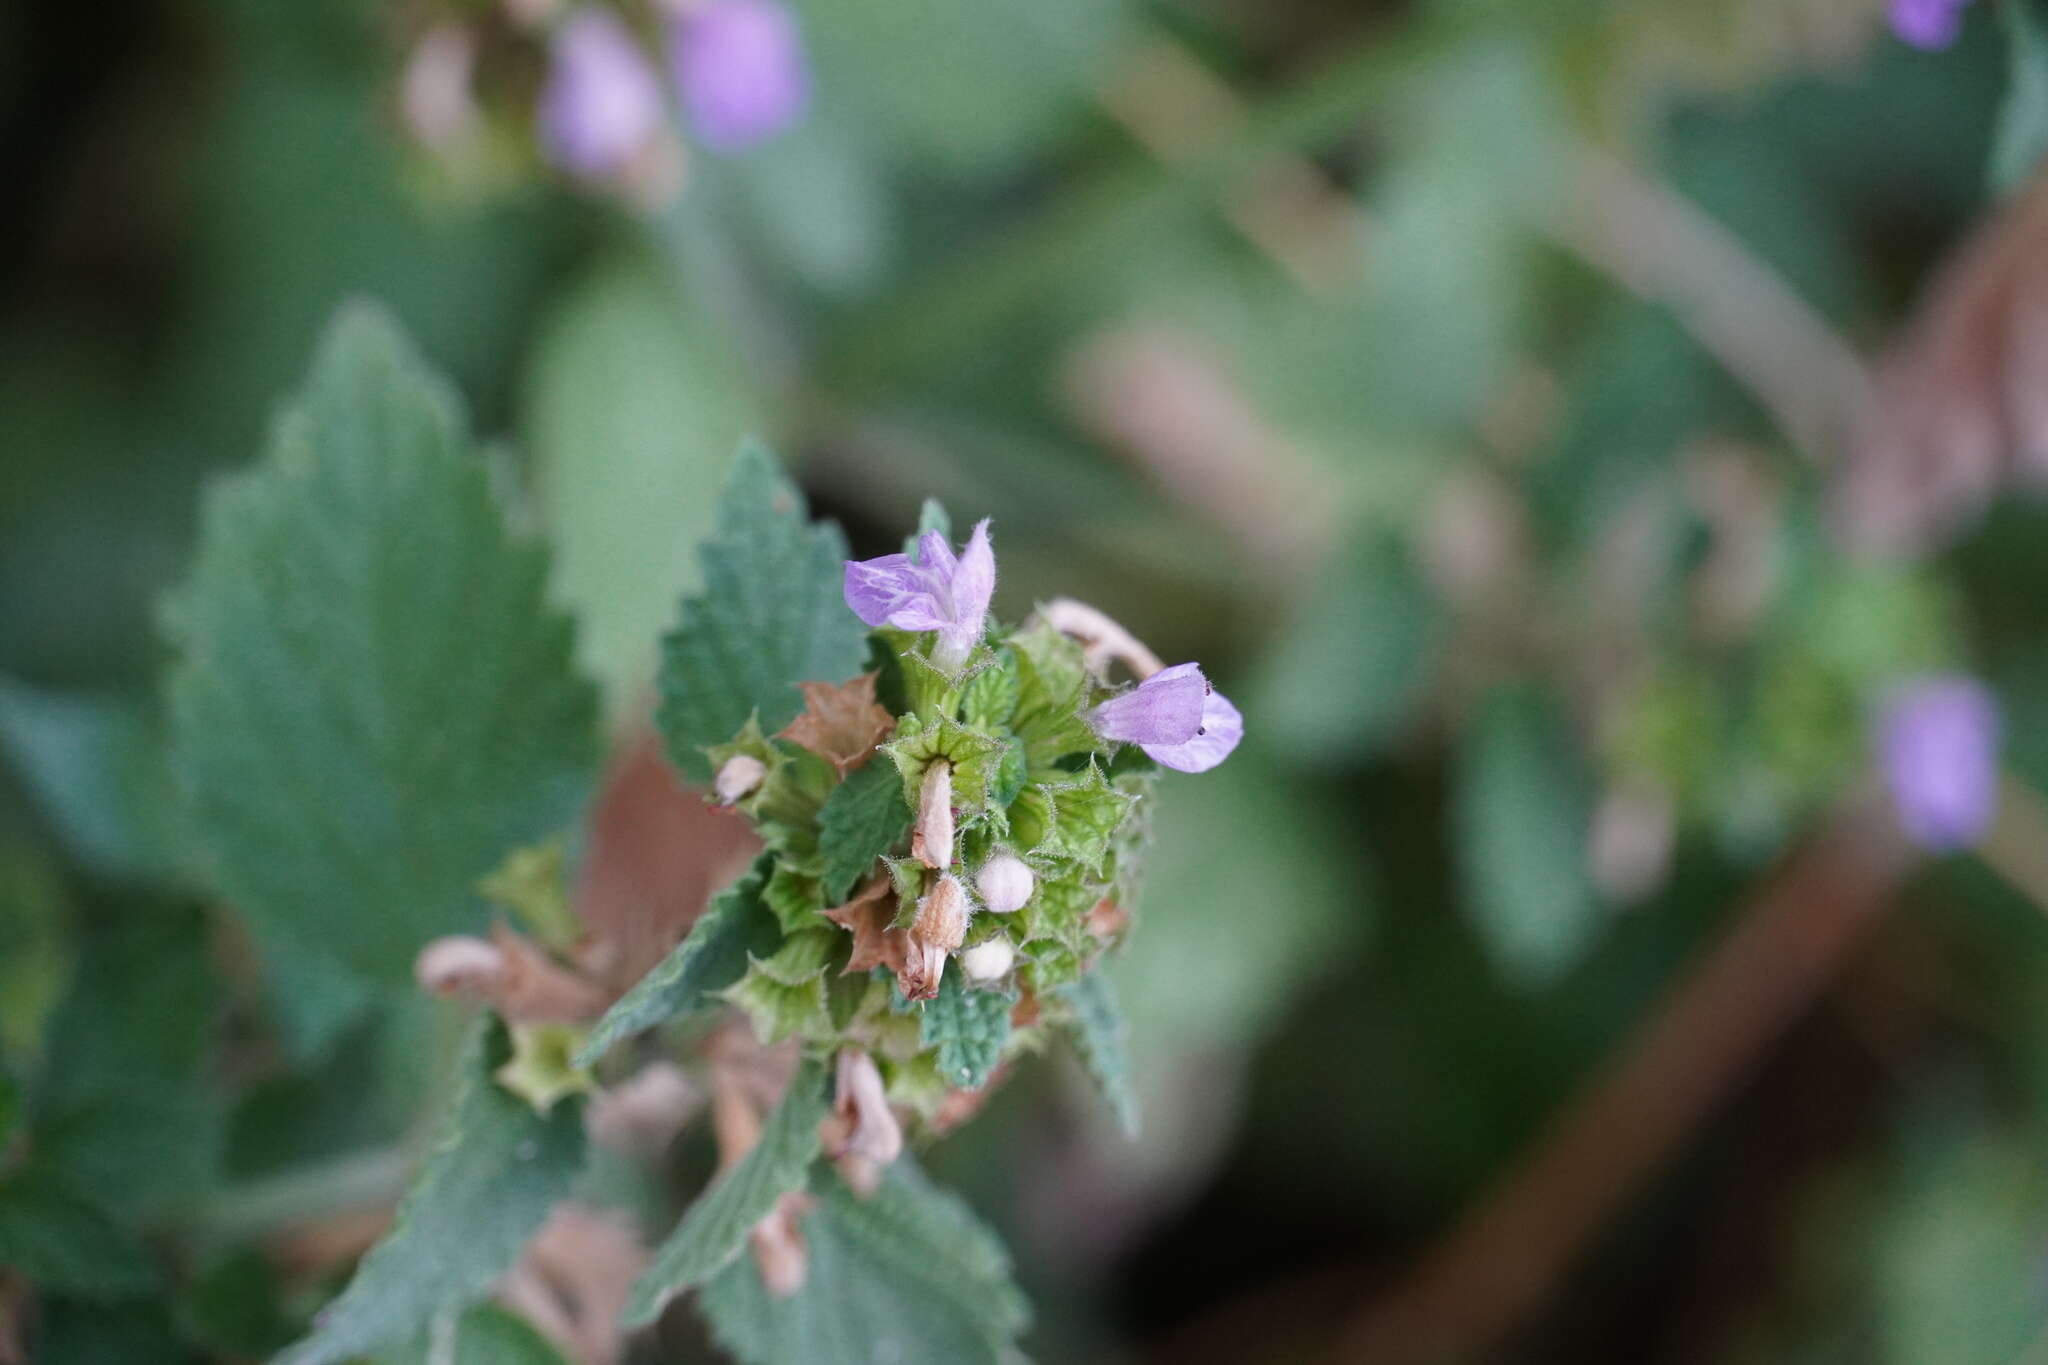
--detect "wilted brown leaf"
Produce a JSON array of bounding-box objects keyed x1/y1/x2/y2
[
  {"x1": 778, "y1": 673, "x2": 894, "y2": 775},
  {"x1": 822, "y1": 876, "x2": 906, "y2": 976}
]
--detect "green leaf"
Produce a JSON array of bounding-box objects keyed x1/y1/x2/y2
[
  {"x1": 816, "y1": 761, "x2": 913, "y2": 903},
  {"x1": 624, "y1": 1060, "x2": 830, "y2": 1325},
  {"x1": 1007, "y1": 621, "x2": 1098, "y2": 772},
  {"x1": 1038, "y1": 763, "x2": 1138, "y2": 874},
  {"x1": 719, "y1": 934, "x2": 837, "y2": 1045},
  {"x1": 1253, "y1": 531, "x2": 1435, "y2": 766},
  {"x1": 1057, "y1": 974, "x2": 1140, "y2": 1138},
  {"x1": 958, "y1": 649, "x2": 1021, "y2": 731},
  {"x1": 1454, "y1": 685, "x2": 1600, "y2": 988},
  {"x1": 657, "y1": 443, "x2": 870, "y2": 783},
  {"x1": 763, "y1": 860, "x2": 829, "y2": 933},
  {"x1": 698, "y1": 1162, "x2": 1029, "y2": 1365},
  {"x1": 0, "y1": 1171, "x2": 156, "y2": 1297},
  {"x1": 373, "y1": 1303, "x2": 570, "y2": 1365},
  {"x1": 575, "y1": 855, "x2": 779, "y2": 1067},
  {"x1": 165, "y1": 303, "x2": 599, "y2": 982},
  {"x1": 881, "y1": 713, "x2": 1007, "y2": 813},
  {"x1": 526, "y1": 252, "x2": 751, "y2": 725},
  {"x1": 274, "y1": 1022, "x2": 588, "y2": 1365},
  {"x1": 920, "y1": 961, "x2": 1013, "y2": 1090},
  {"x1": 1994, "y1": 0, "x2": 2048, "y2": 193}
]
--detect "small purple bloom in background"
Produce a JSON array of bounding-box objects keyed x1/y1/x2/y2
[
  {"x1": 1878, "y1": 674, "x2": 2001, "y2": 851},
  {"x1": 843, "y1": 520, "x2": 995, "y2": 672},
  {"x1": 1890, "y1": 0, "x2": 1974, "y2": 50},
  {"x1": 668, "y1": 0, "x2": 810, "y2": 154},
  {"x1": 538, "y1": 9, "x2": 666, "y2": 178},
  {"x1": 1090, "y1": 662, "x2": 1244, "y2": 774}
]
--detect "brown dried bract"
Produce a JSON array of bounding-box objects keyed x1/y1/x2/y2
[
  {"x1": 822, "y1": 876, "x2": 907, "y2": 976},
  {"x1": 778, "y1": 672, "x2": 895, "y2": 775}
]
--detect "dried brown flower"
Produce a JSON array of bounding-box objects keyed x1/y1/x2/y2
[{"x1": 823, "y1": 876, "x2": 906, "y2": 976}]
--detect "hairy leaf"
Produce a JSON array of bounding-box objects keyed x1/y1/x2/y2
[
  {"x1": 1057, "y1": 974, "x2": 1140, "y2": 1138},
  {"x1": 698, "y1": 1162, "x2": 1029, "y2": 1365},
  {"x1": 274, "y1": 1023, "x2": 587, "y2": 1365},
  {"x1": 624, "y1": 1060, "x2": 829, "y2": 1325},
  {"x1": 657, "y1": 444, "x2": 870, "y2": 782},
  {"x1": 817, "y1": 761, "x2": 913, "y2": 903},
  {"x1": 575, "y1": 855, "x2": 779, "y2": 1067},
  {"x1": 166, "y1": 303, "x2": 598, "y2": 982},
  {"x1": 920, "y1": 961, "x2": 1012, "y2": 1090}
]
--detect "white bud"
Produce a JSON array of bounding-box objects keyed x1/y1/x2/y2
[
  {"x1": 975, "y1": 851, "x2": 1034, "y2": 913},
  {"x1": 913, "y1": 760, "x2": 955, "y2": 869},
  {"x1": 961, "y1": 936, "x2": 1015, "y2": 983},
  {"x1": 713, "y1": 754, "x2": 767, "y2": 805},
  {"x1": 414, "y1": 935, "x2": 506, "y2": 997}
]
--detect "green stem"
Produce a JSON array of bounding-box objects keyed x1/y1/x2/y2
[{"x1": 821, "y1": 13, "x2": 1471, "y2": 395}]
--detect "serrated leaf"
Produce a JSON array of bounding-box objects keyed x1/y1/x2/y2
[
  {"x1": 575, "y1": 855, "x2": 779, "y2": 1068},
  {"x1": 720, "y1": 946, "x2": 834, "y2": 1046},
  {"x1": 1057, "y1": 975, "x2": 1139, "y2": 1138},
  {"x1": 763, "y1": 860, "x2": 828, "y2": 933},
  {"x1": 1454, "y1": 685, "x2": 1600, "y2": 988},
  {"x1": 165, "y1": 303, "x2": 599, "y2": 982},
  {"x1": 657, "y1": 444, "x2": 870, "y2": 783},
  {"x1": 958, "y1": 649, "x2": 1021, "y2": 730},
  {"x1": 920, "y1": 961, "x2": 1013, "y2": 1089},
  {"x1": 698, "y1": 1162, "x2": 1029, "y2": 1365},
  {"x1": 275, "y1": 1022, "x2": 588, "y2": 1365},
  {"x1": 881, "y1": 713, "x2": 1006, "y2": 813},
  {"x1": 526, "y1": 251, "x2": 750, "y2": 726},
  {"x1": 373, "y1": 1303, "x2": 570, "y2": 1365},
  {"x1": 623, "y1": 1059, "x2": 829, "y2": 1325},
  {"x1": 0, "y1": 1171, "x2": 156, "y2": 1297},
  {"x1": 1007, "y1": 620, "x2": 1096, "y2": 772},
  {"x1": 816, "y1": 761, "x2": 913, "y2": 903},
  {"x1": 1039, "y1": 764, "x2": 1138, "y2": 874}
]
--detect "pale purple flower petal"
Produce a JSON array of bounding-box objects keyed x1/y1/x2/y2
[
  {"x1": 668, "y1": 0, "x2": 810, "y2": 154},
  {"x1": 1878, "y1": 674, "x2": 2000, "y2": 851},
  {"x1": 1089, "y1": 663, "x2": 1208, "y2": 747},
  {"x1": 1890, "y1": 0, "x2": 1972, "y2": 49},
  {"x1": 842, "y1": 518, "x2": 997, "y2": 670},
  {"x1": 539, "y1": 10, "x2": 666, "y2": 178},
  {"x1": 1146, "y1": 685, "x2": 1243, "y2": 774}
]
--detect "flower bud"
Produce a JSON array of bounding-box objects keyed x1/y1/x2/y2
[
  {"x1": 913, "y1": 759, "x2": 954, "y2": 869},
  {"x1": 415, "y1": 935, "x2": 506, "y2": 997},
  {"x1": 713, "y1": 753, "x2": 767, "y2": 805},
  {"x1": 667, "y1": 0, "x2": 811, "y2": 154},
  {"x1": 961, "y1": 935, "x2": 1015, "y2": 983},
  {"x1": 975, "y1": 851, "x2": 1033, "y2": 913},
  {"x1": 823, "y1": 1049, "x2": 902, "y2": 1197},
  {"x1": 749, "y1": 1192, "x2": 813, "y2": 1298},
  {"x1": 897, "y1": 874, "x2": 967, "y2": 1001},
  {"x1": 537, "y1": 10, "x2": 666, "y2": 180}
]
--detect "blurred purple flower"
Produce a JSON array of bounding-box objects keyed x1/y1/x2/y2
[
  {"x1": 843, "y1": 520, "x2": 995, "y2": 671},
  {"x1": 1878, "y1": 674, "x2": 2001, "y2": 851},
  {"x1": 538, "y1": 10, "x2": 666, "y2": 178},
  {"x1": 668, "y1": 0, "x2": 810, "y2": 154},
  {"x1": 1890, "y1": 0, "x2": 1973, "y2": 50},
  {"x1": 1091, "y1": 662, "x2": 1244, "y2": 773}
]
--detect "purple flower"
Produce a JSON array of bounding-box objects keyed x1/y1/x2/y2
[
  {"x1": 1878, "y1": 674, "x2": 2001, "y2": 851},
  {"x1": 668, "y1": 0, "x2": 810, "y2": 154},
  {"x1": 538, "y1": 10, "x2": 666, "y2": 179},
  {"x1": 1890, "y1": 0, "x2": 1973, "y2": 50},
  {"x1": 843, "y1": 520, "x2": 995, "y2": 672},
  {"x1": 1090, "y1": 662, "x2": 1243, "y2": 774}
]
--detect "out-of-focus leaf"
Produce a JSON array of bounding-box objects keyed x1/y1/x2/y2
[
  {"x1": 165, "y1": 303, "x2": 599, "y2": 983},
  {"x1": 0, "y1": 680, "x2": 185, "y2": 886},
  {"x1": 575, "y1": 854, "x2": 780, "y2": 1067},
  {"x1": 697, "y1": 1162, "x2": 1028, "y2": 1365},
  {"x1": 1057, "y1": 973, "x2": 1139, "y2": 1137},
  {"x1": 1254, "y1": 531, "x2": 1435, "y2": 765},
  {"x1": 1455, "y1": 685, "x2": 1601, "y2": 987},
  {"x1": 526, "y1": 253, "x2": 753, "y2": 725},
  {"x1": 0, "y1": 841, "x2": 70, "y2": 1060},
  {"x1": 730, "y1": 122, "x2": 895, "y2": 295},
  {"x1": 657, "y1": 443, "x2": 870, "y2": 782},
  {"x1": 816, "y1": 761, "x2": 912, "y2": 903},
  {"x1": 372, "y1": 1303, "x2": 569, "y2": 1365},
  {"x1": 1993, "y1": 0, "x2": 2048, "y2": 193},
  {"x1": 623, "y1": 1060, "x2": 829, "y2": 1325},
  {"x1": 919, "y1": 962, "x2": 1012, "y2": 1090},
  {"x1": 0, "y1": 1171, "x2": 155, "y2": 1297},
  {"x1": 274, "y1": 1023, "x2": 588, "y2": 1365},
  {"x1": 800, "y1": 0, "x2": 1133, "y2": 174},
  {"x1": 36, "y1": 904, "x2": 219, "y2": 1216}
]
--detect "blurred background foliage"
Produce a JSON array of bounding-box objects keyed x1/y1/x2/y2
[{"x1": 11, "y1": 0, "x2": 2048, "y2": 1359}]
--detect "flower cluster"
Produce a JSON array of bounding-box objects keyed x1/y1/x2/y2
[
  {"x1": 400, "y1": 0, "x2": 809, "y2": 201},
  {"x1": 686, "y1": 513, "x2": 1239, "y2": 1120}
]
